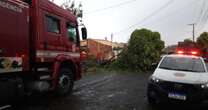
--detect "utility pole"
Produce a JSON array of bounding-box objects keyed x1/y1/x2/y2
[
  {"x1": 111, "y1": 33, "x2": 114, "y2": 58},
  {"x1": 111, "y1": 33, "x2": 113, "y2": 49},
  {"x1": 188, "y1": 23, "x2": 196, "y2": 42},
  {"x1": 111, "y1": 33, "x2": 113, "y2": 42}
]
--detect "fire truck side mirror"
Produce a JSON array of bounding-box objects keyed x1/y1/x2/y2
[{"x1": 81, "y1": 27, "x2": 87, "y2": 40}]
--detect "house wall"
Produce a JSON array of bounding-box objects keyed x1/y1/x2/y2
[{"x1": 87, "y1": 40, "x2": 113, "y2": 61}]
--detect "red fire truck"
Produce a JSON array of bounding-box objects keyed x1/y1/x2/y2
[
  {"x1": 0, "y1": 0, "x2": 87, "y2": 104},
  {"x1": 176, "y1": 42, "x2": 208, "y2": 62}
]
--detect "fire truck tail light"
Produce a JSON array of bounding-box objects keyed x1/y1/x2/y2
[
  {"x1": 191, "y1": 51, "x2": 197, "y2": 55},
  {"x1": 177, "y1": 51, "x2": 184, "y2": 54},
  {"x1": 177, "y1": 50, "x2": 198, "y2": 55}
]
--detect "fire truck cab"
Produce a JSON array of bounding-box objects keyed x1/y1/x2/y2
[{"x1": 0, "y1": 0, "x2": 87, "y2": 104}]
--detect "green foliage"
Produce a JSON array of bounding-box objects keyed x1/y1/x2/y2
[
  {"x1": 184, "y1": 39, "x2": 193, "y2": 43},
  {"x1": 85, "y1": 55, "x2": 98, "y2": 67},
  {"x1": 112, "y1": 28, "x2": 165, "y2": 72},
  {"x1": 113, "y1": 47, "x2": 123, "y2": 51},
  {"x1": 197, "y1": 32, "x2": 208, "y2": 49},
  {"x1": 61, "y1": 0, "x2": 83, "y2": 18}
]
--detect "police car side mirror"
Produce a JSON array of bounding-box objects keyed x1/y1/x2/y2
[
  {"x1": 203, "y1": 58, "x2": 208, "y2": 63},
  {"x1": 152, "y1": 63, "x2": 158, "y2": 66},
  {"x1": 81, "y1": 27, "x2": 87, "y2": 40},
  {"x1": 151, "y1": 62, "x2": 158, "y2": 70}
]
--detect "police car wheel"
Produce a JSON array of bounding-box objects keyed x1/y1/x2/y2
[
  {"x1": 147, "y1": 94, "x2": 156, "y2": 106},
  {"x1": 147, "y1": 90, "x2": 159, "y2": 106}
]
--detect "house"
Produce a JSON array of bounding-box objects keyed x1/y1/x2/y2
[{"x1": 80, "y1": 39, "x2": 125, "y2": 61}]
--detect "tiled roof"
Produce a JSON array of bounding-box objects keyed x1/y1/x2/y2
[{"x1": 90, "y1": 39, "x2": 125, "y2": 48}]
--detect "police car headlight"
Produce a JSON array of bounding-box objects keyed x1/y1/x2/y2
[
  {"x1": 201, "y1": 83, "x2": 208, "y2": 89},
  {"x1": 150, "y1": 76, "x2": 162, "y2": 83}
]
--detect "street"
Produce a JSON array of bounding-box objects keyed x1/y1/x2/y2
[
  {"x1": 1, "y1": 0, "x2": 208, "y2": 110},
  {"x1": 11, "y1": 72, "x2": 208, "y2": 110}
]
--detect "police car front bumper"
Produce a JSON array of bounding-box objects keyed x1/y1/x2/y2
[{"x1": 147, "y1": 80, "x2": 208, "y2": 103}]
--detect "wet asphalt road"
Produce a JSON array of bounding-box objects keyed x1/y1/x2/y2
[{"x1": 8, "y1": 72, "x2": 208, "y2": 110}]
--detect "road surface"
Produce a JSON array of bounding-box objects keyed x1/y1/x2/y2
[{"x1": 10, "y1": 71, "x2": 208, "y2": 110}]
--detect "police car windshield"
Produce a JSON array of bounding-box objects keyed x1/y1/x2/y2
[{"x1": 159, "y1": 56, "x2": 205, "y2": 73}]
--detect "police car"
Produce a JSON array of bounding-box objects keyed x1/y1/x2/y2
[{"x1": 147, "y1": 52, "x2": 208, "y2": 105}]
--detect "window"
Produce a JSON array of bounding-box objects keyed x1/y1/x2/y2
[
  {"x1": 46, "y1": 16, "x2": 60, "y2": 34},
  {"x1": 159, "y1": 56, "x2": 205, "y2": 72},
  {"x1": 66, "y1": 24, "x2": 77, "y2": 43},
  {"x1": 23, "y1": 0, "x2": 32, "y2": 5}
]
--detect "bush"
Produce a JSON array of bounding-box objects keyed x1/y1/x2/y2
[{"x1": 112, "y1": 28, "x2": 164, "y2": 72}]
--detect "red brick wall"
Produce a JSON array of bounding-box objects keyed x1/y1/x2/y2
[{"x1": 87, "y1": 40, "x2": 113, "y2": 60}]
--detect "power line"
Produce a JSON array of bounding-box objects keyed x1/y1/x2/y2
[
  {"x1": 196, "y1": 0, "x2": 208, "y2": 34},
  {"x1": 84, "y1": 0, "x2": 136, "y2": 14},
  {"x1": 143, "y1": 0, "x2": 197, "y2": 28},
  {"x1": 199, "y1": 4, "x2": 208, "y2": 23},
  {"x1": 114, "y1": 0, "x2": 174, "y2": 35},
  {"x1": 196, "y1": 0, "x2": 206, "y2": 23},
  {"x1": 199, "y1": 10, "x2": 208, "y2": 33},
  {"x1": 182, "y1": 0, "x2": 204, "y2": 37}
]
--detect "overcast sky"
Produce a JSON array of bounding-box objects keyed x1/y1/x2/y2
[{"x1": 54, "y1": 0, "x2": 208, "y2": 46}]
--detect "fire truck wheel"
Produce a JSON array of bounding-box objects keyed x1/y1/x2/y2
[{"x1": 56, "y1": 68, "x2": 74, "y2": 96}]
